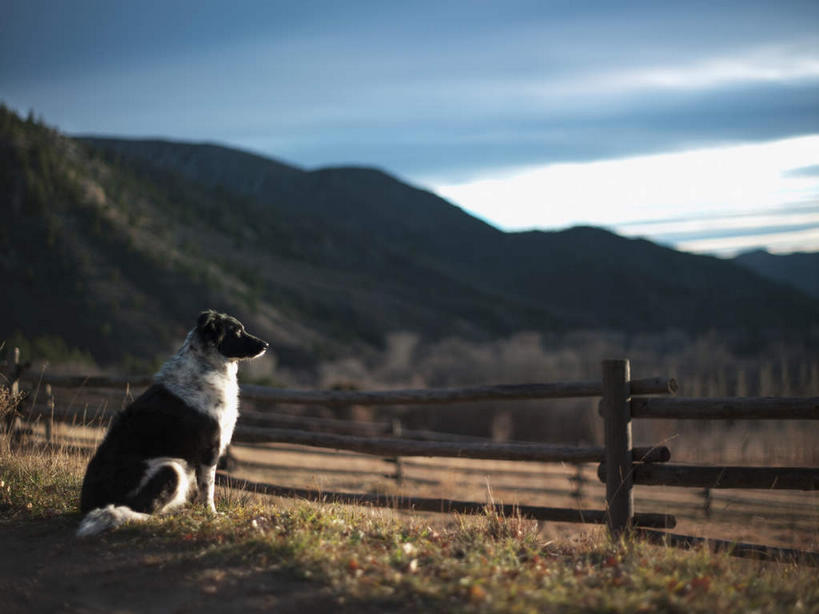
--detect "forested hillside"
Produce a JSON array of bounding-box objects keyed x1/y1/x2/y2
[{"x1": 2, "y1": 106, "x2": 817, "y2": 370}]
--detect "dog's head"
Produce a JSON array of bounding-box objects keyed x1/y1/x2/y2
[{"x1": 195, "y1": 310, "x2": 268, "y2": 360}]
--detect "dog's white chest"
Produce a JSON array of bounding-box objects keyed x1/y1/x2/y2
[
  {"x1": 215, "y1": 368, "x2": 239, "y2": 455},
  {"x1": 156, "y1": 348, "x2": 241, "y2": 457},
  {"x1": 196, "y1": 363, "x2": 239, "y2": 455}
]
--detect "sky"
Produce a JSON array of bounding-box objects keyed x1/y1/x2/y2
[{"x1": 2, "y1": 0, "x2": 818, "y2": 256}]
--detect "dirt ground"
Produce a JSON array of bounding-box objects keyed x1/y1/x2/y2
[{"x1": 0, "y1": 517, "x2": 389, "y2": 614}]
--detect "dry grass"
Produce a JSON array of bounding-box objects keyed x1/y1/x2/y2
[
  {"x1": 4, "y1": 357, "x2": 819, "y2": 612},
  {"x1": 2, "y1": 421, "x2": 819, "y2": 612},
  {"x1": 15, "y1": 413, "x2": 819, "y2": 552}
]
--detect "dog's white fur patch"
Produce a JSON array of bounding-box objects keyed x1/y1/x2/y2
[
  {"x1": 128, "y1": 457, "x2": 194, "y2": 506},
  {"x1": 155, "y1": 330, "x2": 240, "y2": 456},
  {"x1": 78, "y1": 459, "x2": 193, "y2": 537},
  {"x1": 76, "y1": 505, "x2": 151, "y2": 537}
]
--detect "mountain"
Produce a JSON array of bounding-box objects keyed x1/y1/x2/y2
[
  {"x1": 2, "y1": 105, "x2": 818, "y2": 369},
  {"x1": 734, "y1": 249, "x2": 819, "y2": 299},
  {"x1": 79, "y1": 135, "x2": 819, "y2": 335}
]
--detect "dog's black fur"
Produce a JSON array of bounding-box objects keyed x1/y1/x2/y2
[
  {"x1": 77, "y1": 310, "x2": 267, "y2": 536},
  {"x1": 79, "y1": 385, "x2": 221, "y2": 513}
]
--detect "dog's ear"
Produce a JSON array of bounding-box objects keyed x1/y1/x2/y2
[{"x1": 196, "y1": 310, "x2": 224, "y2": 345}]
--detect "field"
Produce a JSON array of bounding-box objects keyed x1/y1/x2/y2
[
  {"x1": 17, "y1": 359, "x2": 819, "y2": 554},
  {"x1": 4, "y1": 333, "x2": 819, "y2": 612},
  {"x1": 1, "y1": 437, "x2": 818, "y2": 613},
  {"x1": 2, "y1": 367, "x2": 819, "y2": 613},
  {"x1": 22, "y1": 421, "x2": 819, "y2": 552}
]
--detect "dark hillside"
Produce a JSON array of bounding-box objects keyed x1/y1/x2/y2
[
  {"x1": 1, "y1": 107, "x2": 817, "y2": 368},
  {"x1": 734, "y1": 249, "x2": 819, "y2": 299},
  {"x1": 81, "y1": 136, "x2": 819, "y2": 339},
  {"x1": 492, "y1": 227, "x2": 818, "y2": 333}
]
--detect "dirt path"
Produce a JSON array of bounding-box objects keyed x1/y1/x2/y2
[{"x1": 0, "y1": 519, "x2": 363, "y2": 614}]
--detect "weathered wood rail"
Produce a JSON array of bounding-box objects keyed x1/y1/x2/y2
[
  {"x1": 214, "y1": 473, "x2": 676, "y2": 528},
  {"x1": 598, "y1": 464, "x2": 819, "y2": 490},
  {"x1": 598, "y1": 358, "x2": 819, "y2": 565},
  {"x1": 18, "y1": 372, "x2": 677, "y2": 402},
  {"x1": 233, "y1": 425, "x2": 671, "y2": 463},
  {"x1": 631, "y1": 396, "x2": 819, "y2": 420}
]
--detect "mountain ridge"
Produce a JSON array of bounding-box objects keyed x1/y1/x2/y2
[
  {"x1": 733, "y1": 249, "x2": 819, "y2": 299},
  {"x1": 2, "y1": 106, "x2": 817, "y2": 369}
]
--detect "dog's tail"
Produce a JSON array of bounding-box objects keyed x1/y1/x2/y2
[{"x1": 77, "y1": 504, "x2": 151, "y2": 537}]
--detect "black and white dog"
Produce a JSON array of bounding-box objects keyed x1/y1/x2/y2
[{"x1": 77, "y1": 310, "x2": 267, "y2": 537}]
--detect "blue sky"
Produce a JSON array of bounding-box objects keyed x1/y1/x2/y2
[{"x1": 2, "y1": 0, "x2": 818, "y2": 255}]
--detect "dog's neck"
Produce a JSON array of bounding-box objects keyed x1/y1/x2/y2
[{"x1": 154, "y1": 329, "x2": 240, "y2": 456}]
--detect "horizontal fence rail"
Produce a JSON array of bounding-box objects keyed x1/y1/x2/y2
[
  {"x1": 631, "y1": 397, "x2": 819, "y2": 420},
  {"x1": 18, "y1": 374, "x2": 153, "y2": 388},
  {"x1": 18, "y1": 429, "x2": 818, "y2": 531},
  {"x1": 599, "y1": 463, "x2": 819, "y2": 490},
  {"x1": 242, "y1": 376, "x2": 676, "y2": 405},
  {"x1": 233, "y1": 425, "x2": 671, "y2": 463},
  {"x1": 24, "y1": 404, "x2": 670, "y2": 463},
  {"x1": 21, "y1": 373, "x2": 677, "y2": 404},
  {"x1": 239, "y1": 410, "x2": 490, "y2": 442},
  {"x1": 239, "y1": 409, "x2": 389, "y2": 435},
  {"x1": 25, "y1": 404, "x2": 490, "y2": 443},
  {"x1": 215, "y1": 472, "x2": 676, "y2": 528}
]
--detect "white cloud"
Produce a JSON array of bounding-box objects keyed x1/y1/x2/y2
[
  {"x1": 607, "y1": 46, "x2": 819, "y2": 91},
  {"x1": 505, "y1": 43, "x2": 819, "y2": 112},
  {"x1": 675, "y1": 226, "x2": 819, "y2": 256},
  {"x1": 617, "y1": 207, "x2": 819, "y2": 238},
  {"x1": 433, "y1": 135, "x2": 819, "y2": 254}
]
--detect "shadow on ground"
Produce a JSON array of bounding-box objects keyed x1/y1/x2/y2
[{"x1": 0, "y1": 518, "x2": 398, "y2": 614}]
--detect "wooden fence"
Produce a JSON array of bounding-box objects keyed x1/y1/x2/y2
[
  {"x1": 597, "y1": 359, "x2": 819, "y2": 564},
  {"x1": 6, "y1": 354, "x2": 819, "y2": 564}
]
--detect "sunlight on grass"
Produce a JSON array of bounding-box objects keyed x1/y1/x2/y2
[{"x1": 1, "y1": 418, "x2": 817, "y2": 613}]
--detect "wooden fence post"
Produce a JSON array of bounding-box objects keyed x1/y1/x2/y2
[{"x1": 602, "y1": 359, "x2": 633, "y2": 537}]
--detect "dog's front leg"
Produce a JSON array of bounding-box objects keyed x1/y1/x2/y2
[{"x1": 196, "y1": 464, "x2": 218, "y2": 514}]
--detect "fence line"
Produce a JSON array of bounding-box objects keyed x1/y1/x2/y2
[
  {"x1": 598, "y1": 358, "x2": 818, "y2": 563},
  {"x1": 24, "y1": 401, "x2": 490, "y2": 443},
  {"x1": 24, "y1": 401, "x2": 670, "y2": 461},
  {"x1": 16, "y1": 422, "x2": 819, "y2": 532},
  {"x1": 19, "y1": 423, "x2": 819, "y2": 531},
  {"x1": 19, "y1": 372, "x2": 677, "y2": 403},
  {"x1": 599, "y1": 463, "x2": 819, "y2": 490},
  {"x1": 232, "y1": 425, "x2": 670, "y2": 463},
  {"x1": 8, "y1": 354, "x2": 819, "y2": 564},
  {"x1": 214, "y1": 472, "x2": 675, "y2": 528}
]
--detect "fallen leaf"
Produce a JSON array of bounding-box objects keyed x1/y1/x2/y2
[{"x1": 469, "y1": 585, "x2": 487, "y2": 602}]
